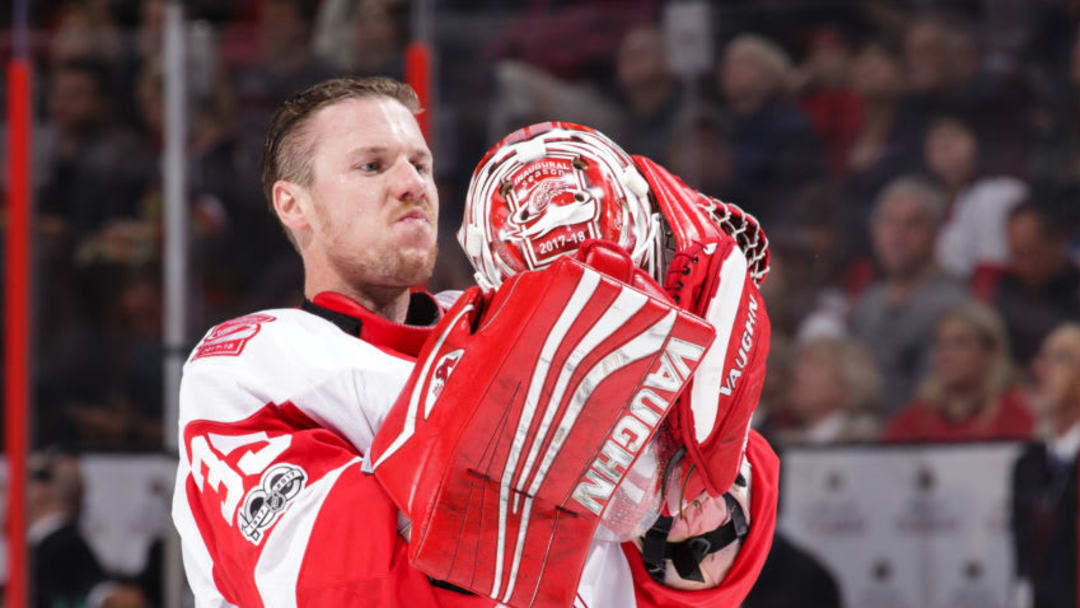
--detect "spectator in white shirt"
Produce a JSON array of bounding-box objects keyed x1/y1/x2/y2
[{"x1": 925, "y1": 116, "x2": 1029, "y2": 279}]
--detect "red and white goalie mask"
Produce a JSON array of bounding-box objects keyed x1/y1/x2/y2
[{"x1": 458, "y1": 122, "x2": 662, "y2": 289}]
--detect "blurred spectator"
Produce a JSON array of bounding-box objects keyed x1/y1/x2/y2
[
  {"x1": 314, "y1": 0, "x2": 408, "y2": 77},
  {"x1": 29, "y1": 451, "x2": 150, "y2": 608},
  {"x1": 256, "y1": 0, "x2": 332, "y2": 76},
  {"x1": 794, "y1": 29, "x2": 859, "y2": 177},
  {"x1": 48, "y1": 0, "x2": 128, "y2": 70},
  {"x1": 228, "y1": 0, "x2": 341, "y2": 198},
  {"x1": 1011, "y1": 323, "x2": 1079, "y2": 608},
  {"x1": 992, "y1": 203, "x2": 1080, "y2": 366},
  {"x1": 38, "y1": 267, "x2": 164, "y2": 450},
  {"x1": 776, "y1": 337, "x2": 882, "y2": 444},
  {"x1": 926, "y1": 116, "x2": 1028, "y2": 280},
  {"x1": 30, "y1": 451, "x2": 105, "y2": 608},
  {"x1": 1030, "y1": 30, "x2": 1080, "y2": 189},
  {"x1": 129, "y1": 56, "x2": 272, "y2": 322},
  {"x1": 353, "y1": 0, "x2": 408, "y2": 76},
  {"x1": 488, "y1": 61, "x2": 625, "y2": 146},
  {"x1": 219, "y1": 0, "x2": 337, "y2": 311},
  {"x1": 744, "y1": 532, "x2": 842, "y2": 608},
  {"x1": 664, "y1": 106, "x2": 733, "y2": 198},
  {"x1": 718, "y1": 34, "x2": 825, "y2": 224},
  {"x1": 904, "y1": 18, "x2": 953, "y2": 98},
  {"x1": 895, "y1": 16, "x2": 980, "y2": 152},
  {"x1": 850, "y1": 176, "x2": 967, "y2": 415},
  {"x1": 846, "y1": 42, "x2": 909, "y2": 174},
  {"x1": 753, "y1": 331, "x2": 793, "y2": 435},
  {"x1": 837, "y1": 42, "x2": 919, "y2": 260},
  {"x1": 486, "y1": 1, "x2": 653, "y2": 83},
  {"x1": 615, "y1": 24, "x2": 680, "y2": 160},
  {"x1": 900, "y1": 13, "x2": 1031, "y2": 173},
  {"x1": 38, "y1": 59, "x2": 153, "y2": 243},
  {"x1": 885, "y1": 302, "x2": 1034, "y2": 442},
  {"x1": 134, "y1": 0, "x2": 166, "y2": 61},
  {"x1": 763, "y1": 182, "x2": 850, "y2": 338}
]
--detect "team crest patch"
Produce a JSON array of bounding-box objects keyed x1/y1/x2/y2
[
  {"x1": 192, "y1": 314, "x2": 276, "y2": 360},
  {"x1": 429, "y1": 349, "x2": 464, "y2": 400},
  {"x1": 238, "y1": 463, "x2": 307, "y2": 544}
]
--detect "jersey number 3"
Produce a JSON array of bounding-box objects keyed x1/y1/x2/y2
[{"x1": 189, "y1": 431, "x2": 307, "y2": 544}]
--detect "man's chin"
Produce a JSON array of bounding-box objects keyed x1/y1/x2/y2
[
  {"x1": 329, "y1": 243, "x2": 439, "y2": 294},
  {"x1": 393, "y1": 245, "x2": 439, "y2": 286}
]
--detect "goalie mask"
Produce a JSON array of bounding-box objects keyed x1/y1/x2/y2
[{"x1": 459, "y1": 122, "x2": 662, "y2": 289}]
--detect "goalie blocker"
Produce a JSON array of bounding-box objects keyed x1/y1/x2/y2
[{"x1": 369, "y1": 255, "x2": 716, "y2": 608}]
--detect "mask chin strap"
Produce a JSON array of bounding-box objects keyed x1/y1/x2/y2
[{"x1": 640, "y1": 471, "x2": 750, "y2": 583}]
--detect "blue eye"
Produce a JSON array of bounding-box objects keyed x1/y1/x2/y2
[
  {"x1": 412, "y1": 162, "x2": 431, "y2": 174},
  {"x1": 357, "y1": 162, "x2": 380, "y2": 173}
]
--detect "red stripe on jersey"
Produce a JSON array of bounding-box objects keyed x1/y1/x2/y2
[{"x1": 183, "y1": 402, "x2": 360, "y2": 607}]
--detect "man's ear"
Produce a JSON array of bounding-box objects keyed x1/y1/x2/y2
[{"x1": 273, "y1": 179, "x2": 312, "y2": 236}]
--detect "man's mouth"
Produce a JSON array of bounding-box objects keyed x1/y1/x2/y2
[{"x1": 395, "y1": 208, "x2": 432, "y2": 225}]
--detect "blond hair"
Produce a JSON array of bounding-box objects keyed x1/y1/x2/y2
[
  {"x1": 920, "y1": 301, "x2": 1014, "y2": 406},
  {"x1": 797, "y1": 337, "x2": 883, "y2": 415},
  {"x1": 724, "y1": 34, "x2": 793, "y2": 95}
]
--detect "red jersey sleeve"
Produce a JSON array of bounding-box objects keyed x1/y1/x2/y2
[{"x1": 178, "y1": 401, "x2": 492, "y2": 608}]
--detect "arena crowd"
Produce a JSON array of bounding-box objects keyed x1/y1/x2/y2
[{"x1": 1, "y1": 1, "x2": 1077, "y2": 606}]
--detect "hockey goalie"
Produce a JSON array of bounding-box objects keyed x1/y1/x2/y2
[{"x1": 172, "y1": 76, "x2": 777, "y2": 608}]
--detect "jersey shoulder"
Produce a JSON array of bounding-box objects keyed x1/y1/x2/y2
[
  {"x1": 185, "y1": 307, "x2": 375, "y2": 369},
  {"x1": 180, "y1": 308, "x2": 412, "y2": 425}
]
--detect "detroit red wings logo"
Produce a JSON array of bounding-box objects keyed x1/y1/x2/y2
[
  {"x1": 502, "y1": 166, "x2": 602, "y2": 268},
  {"x1": 429, "y1": 349, "x2": 464, "y2": 399},
  {"x1": 192, "y1": 314, "x2": 276, "y2": 360},
  {"x1": 505, "y1": 177, "x2": 599, "y2": 243}
]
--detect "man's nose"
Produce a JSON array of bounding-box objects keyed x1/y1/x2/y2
[{"x1": 390, "y1": 159, "x2": 428, "y2": 203}]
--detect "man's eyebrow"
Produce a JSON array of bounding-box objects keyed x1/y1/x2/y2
[
  {"x1": 346, "y1": 146, "x2": 430, "y2": 160},
  {"x1": 346, "y1": 146, "x2": 389, "y2": 157}
]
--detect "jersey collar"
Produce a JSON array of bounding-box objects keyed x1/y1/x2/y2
[{"x1": 304, "y1": 291, "x2": 441, "y2": 358}]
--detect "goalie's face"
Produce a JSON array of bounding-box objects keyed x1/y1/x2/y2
[{"x1": 289, "y1": 97, "x2": 438, "y2": 292}]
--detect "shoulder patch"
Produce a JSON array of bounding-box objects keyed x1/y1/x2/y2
[
  {"x1": 238, "y1": 463, "x2": 307, "y2": 544},
  {"x1": 193, "y1": 314, "x2": 277, "y2": 360}
]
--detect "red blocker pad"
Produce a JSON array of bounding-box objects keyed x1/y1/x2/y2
[{"x1": 369, "y1": 257, "x2": 715, "y2": 608}]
